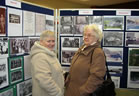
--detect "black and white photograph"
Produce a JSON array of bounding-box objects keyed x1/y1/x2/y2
[
  {"x1": 89, "y1": 16, "x2": 103, "y2": 25},
  {"x1": 103, "y1": 16, "x2": 124, "y2": 30},
  {"x1": 9, "y1": 56, "x2": 23, "y2": 71},
  {"x1": 61, "y1": 50, "x2": 76, "y2": 65},
  {"x1": 61, "y1": 37, "x2": 80, "y2": 50},
  {"x1": 125, "y1": 32, "x2": 139, "y2": 47},
  {"x1": 10, "y1": 69, "x2": 23, "y2": 84},
  {"x1": 17, "y1": 79, "x2": 32, "y2": 96},
  {"x1": 75, "y1": 16, "x2": 89, "y2": 24},
  {"x1": 9, "y1": 14, "x2": 20, "y2": 24},
  {"x1": 60, "y1": 16, "x2": 73, "y2": 25},
  {"x1": 128, "y1": 69, "x2": 139, "y2": 88},
  {"x1": 0, "y1": 37, "x2": 8, "y2": 58},
  {"x1": 0, "y1": 58, "x2": 8, "y2": 89},
  {"x1": 9, "y1": 37, "x2": 29, "y2": 56},
  {"x1": 128, "y1": 48, "x2": 139, "y2": 68},
  {"x1": 0, "y1": 88, "x2": 13, "y2": 96},
  {"x1": 126, "y1": 16, "x2": 139, "y2": 31},
  {"x1": 60, "y1": 25, "x2": 73, "y2": 35},
  {"x1": 29, "y1": 37, "x2": 39, "y2": 51},
  {"x1": 103, "y1": 31, "x2": 123, "y2": 46},
  {"x1": 46, "y1": 15, "x2": 54, "y2": 31},
  {"x1": 103, "y1": 47, "x2": 123, "y2": 62},
  {"x1": 74, "y1": 24, "x2": 86, "y2": 35},
  {"x1": 108, "y1": 66, "x2": 123, "y2": 75}
]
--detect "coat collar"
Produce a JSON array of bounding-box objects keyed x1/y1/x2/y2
[{"x1": 79, "y1": 42, "x2": 101, "y2": 56}]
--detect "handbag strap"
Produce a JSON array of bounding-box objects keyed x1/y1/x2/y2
[{"x1": 90, "y1": 48, "x2": 112, "y2": 80}]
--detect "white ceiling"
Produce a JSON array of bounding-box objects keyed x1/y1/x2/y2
[{"x1": 22, "y1": 0, "x2": 137, "y2": 9}]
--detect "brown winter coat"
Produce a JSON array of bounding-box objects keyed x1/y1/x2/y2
[{"x1": 65, "y1": 42, "x2": 106, "y2": 96}]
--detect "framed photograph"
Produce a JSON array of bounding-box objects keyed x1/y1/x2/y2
[
  {"x1": 103, "y1": 31, "x2": 123, "y2": 46},
  {"x1": 0, "y1": 88, "x2": 13, "y2": 96},
  {"x1": 17, "y1": 79, "x2": 32, "y2": 96},
  {"x1": 128, "y1": 48, "x2": 139, "y2": 68},
  {"x1": 0, "y1": 37, "x2": 8, "y2": 58},
  {"x1": 0, "y1": 58, "x2": 9, "y2": 89},
  {"x1": 60, "y1": 16, "x2": 73, "y2": 25},
  {"x1": 9, "y1": 37, "x2": 29, "y2": 56},
  {"x1": 0, "y1": 7, "x2": 6, "y2": 36},
  {"x1": 126, "y1": 16, "x2": 139, "y2": 31},
  {"x1": 60, "y1": 25, "x2": 73, "y2": 35},
  {"x1": 108, "y1": 66, "x2": 123, "y2": 75},
  {"x1": 103, "y1": 47, "x2": 123, "y2": 62},
  {"x1": 61, "y1": 37, "x2": 80, "y2": 50},
  {"x1": 24, "y1": 55, "x2": 31, "y2": 80},
  {"x1": 29, "y1": 37, "x2": 39, "y2": 51},
  {"x1": 10, "y1": 69, "x2": 23, "y2": 84},
  {"x1": 61, "y1": 50, "x2": 76, "y2": 65},
  {"x1": 103, "y1": 16, "x2": 124, "y2": 30},
  {"x1": 125, "y1": 32, "x2": 139, "y2": 47},
  {"x1": 8, "y1": 56, "x2": 23, "y2": 71},
  {"x1": 75, "y1": 16, "x2": 89, "y2": 24},
  {"x1": 46, "y1": 15, "x2": 54, "y2": 31},
  {"x1": 128, "y1": 68, "x2": 139, "y2": 88}
]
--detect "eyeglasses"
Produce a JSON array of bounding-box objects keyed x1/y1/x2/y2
[{"x1": 83, "y1": 34, "x2": 95, "y2": 38}]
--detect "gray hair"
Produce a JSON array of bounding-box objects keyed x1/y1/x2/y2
[
  {"x1": 84, "y1": 24, "x2": 103, "y2": 42},
  {"x1": 40, "y1": 30, "x2": 55, "y2": 41}
]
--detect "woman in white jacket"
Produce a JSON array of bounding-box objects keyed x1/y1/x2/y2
[{"x1": 30, "y1": 30, "x2": 64, "y2": 96}]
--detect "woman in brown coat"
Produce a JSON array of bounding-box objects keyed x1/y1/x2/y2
[{"x1": 65, "y1": 24, "x2": 106, "y2": 96}]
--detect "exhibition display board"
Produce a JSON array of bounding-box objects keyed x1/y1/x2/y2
[
  {"x1": 59, "y1": 9, "x2": 139, "y2": 89},
  {"x1": 0, "y1": 0, "x2": 55, "y2": 96}
]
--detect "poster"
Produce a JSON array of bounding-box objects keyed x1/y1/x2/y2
[
  {"x1": 46, "y1": 15, "x2": 54, "y2": 31},
  {"x1": 24, "y1": 55, "x2": 31, "y2": 80},
  {"x1": 8, "y1": 7, "x2": 22, "y2": 36},
  {"x1": 0, "y1": 7, "x2": 6, "y2": 36},
  {"x1": 23, "y1": 11, "x2": 35, "y2": 36}
]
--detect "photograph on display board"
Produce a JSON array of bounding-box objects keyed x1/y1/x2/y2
[
  {"x1": 35, "y1": 13, "x2": 46, "y2": 36},
  {"x1": 0, "y1": 58, "x2": 9, "y2": 89},
  {"x1": 103, "y1": 47, "x2": 123, "y2": 62},
  {"x1": 0, "y1": 88, "x2": 13, "y2": 96},
  {"x1": 9, "y1": 37, "x2": 29, "y2": 56},
  {"x1": 61, "y1": 50, "x2": 76, "y2": 65},
  {"x1": 74, "y1": 24, "x2": 86, "y2": 35},
  {"x1": 126, "y1": 16, "x2": 139, "y2": 31},
  {"x1": 60, "y1": 16, "x2": 73, "y2": 25},
  {"x1": 75, "y1": 16, "x2": 89, "y2": 25},
  {"x1": 29, "y1": 37, "x2": 40, "y2": 52},
  {"x1": 23, "y1": 11, "x2": 35, "y2": 36},
  {"x1": 24, "y1": 55, "x2": 32, "y2": 80},
  {"x1": 103, "y1": 31, "x2": 123, "y2": 46},
  {"x1": 128, "y1": 69, "x2": 139, "y2": 88},
  {"x1": 17, "y1": 79, "x2": 32, "y2": 96},
  {"x1": 125, "y1": 32, "x2": 139, "y2": 47},
  {"x1": 46, "y1": 15, "x2": 54, "y2": 31},
  {"x1": 61, "y1": 37, "x2": 80, "y2": 50},
  {"x1": 60, "y1": 25, "x2": 73, "y2": 35},
  {"x1": 9, "y1": 56, "x2": 23, "y2": 71},
  {"x1": 10, "y1": 69, "x2": 23, "y2": 84},
  {"x1": 128, "y1": 48, "x2": 139, "y2": 67},
  {"x1": 88, "y1": 16, "x2": 103, "y2": 25},
  {"x1": 103, "y1": 16, "x2": 124, "y2": 30},
  {"x1": 0, "y1": 7, "x2": 6, "y2": 36},
  {"x1": 111, "y1": 76, "x2": 120, "y2": 88},
  {"x1": 8, "y1": 8, "x2": 22, "y2": 36},
  {"x1": 0, "y1": 37, "x2": 8, "y2": 58},
  {"x1": 108, "y1": 66, "x2": 123, "y2": 76}
]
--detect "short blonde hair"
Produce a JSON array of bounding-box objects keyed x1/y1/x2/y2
[
  {"x1": 84, "y1": 24, "x2": 103, "y2": 42},
  {"x1": 40, "y1": 30, "x2": 55, "y2": 41}
]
